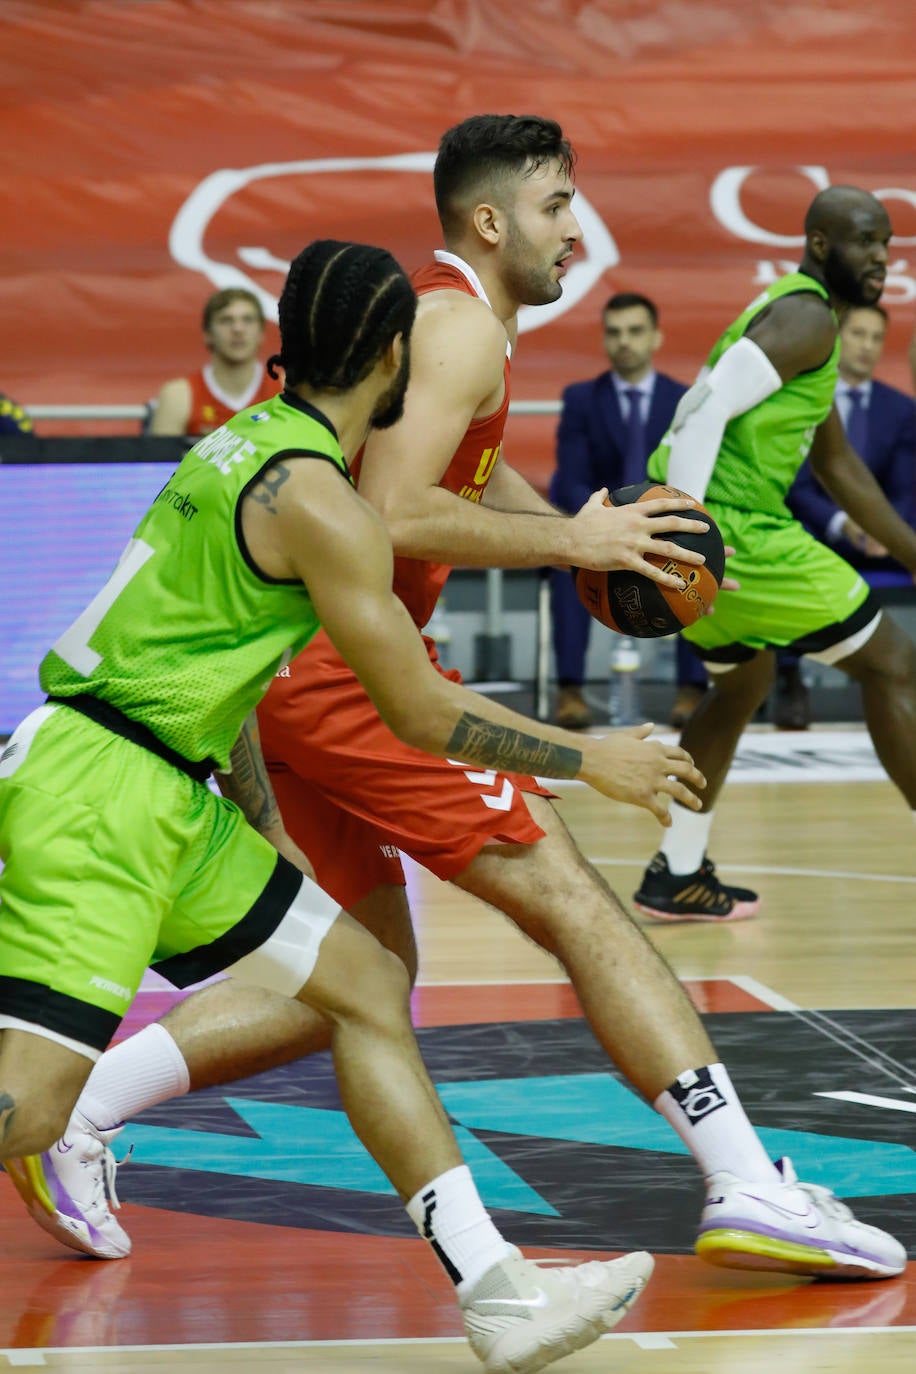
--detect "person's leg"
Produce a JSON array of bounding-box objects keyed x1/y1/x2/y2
[
  {"x1": 632, "y1": 652, "x2": 773, "y2": 922},
  {"x1": 0, "y1": 1030, "x2": 94, "y2": 1157},
  {"x1": 671, "y1": 636, "x2": 708, "y2": 729},
  {"x1": 831, "y1": 612, "x2": 916, "y2": 806},
  {"x1": 454, "y1": 795, "x2": 730, "y2": 1104},
  {"x1": 10, "y1": 884, "x2": 416, "y2": 1264},
  {"x1": 11, "y1": 878, "x2": 655, "y2": 1363},
  {"x1": 677, "y1": 651, "x2": 775, "y2": 811},
  {"x1": 770, "y1": 649, "x2": 810, "y2": 730},
  {"x1": 0, "y1": 1029, "x2": 107, "y2": 1263},
  {"x1": 0, "y1": 707, "x2": 184, "y2": 1151},
  {"x1": 65, "y1": 779, "x2": 421, "y2": 1135},
  {"x1": 452, "y1": 799, "x2": 906, "y2": 1279},
  {"x1": 79, "y1": 884, "x2": 414, "y2": 1118},
  {"x1": 550, "y1": 567, "x2": 592, "y2": 728},
  {"x1": 282, "y1": 904, "x2": 456, "y2": 1198},
  {"x1": 642, "y1": 508, "x2": 880, "y2": 919},
  {"x1": 0, "y1": 706, "x2": 204, "y2": 1258}
]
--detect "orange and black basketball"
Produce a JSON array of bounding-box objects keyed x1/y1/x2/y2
[{"x1": 574, "y1": 480, "x2": 725, "y2": 637}]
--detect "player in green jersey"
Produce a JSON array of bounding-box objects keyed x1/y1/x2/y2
[
  {"x1": 9, "y1": 131, "x2": 908, "y2": 1300},
  {"x1": 633, "y1": 186, "x2": 916, "y2": 923},
  {"x1": 1, "y1": 238, "x2": 724, "y2": 1371}
]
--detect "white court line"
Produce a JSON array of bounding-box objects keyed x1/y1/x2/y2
[
  {"x1": 723, "y1": 974, "x2": 800, "y2": 1011},
  {"x1": 4, "y1": 1327, "x2": 914, "y2": 1362},
  {"x1": 818, "y1": 1090, "x2": 916, "y2": 1114},
  {"x1": 589, "y1": 856, "x2": 916, "y2": 885}
]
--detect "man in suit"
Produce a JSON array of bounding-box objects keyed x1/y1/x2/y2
[
  {"x1": 549, "y1": 292, "x2": 705, "y2": 727},
  {"x1": 780, "y1": 302, "x2": 916, "y2": 724}
]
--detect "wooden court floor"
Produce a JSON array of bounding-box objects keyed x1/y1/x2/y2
[{"x1": 1, "y1": 738, "x2": 914, "y2": 1371}]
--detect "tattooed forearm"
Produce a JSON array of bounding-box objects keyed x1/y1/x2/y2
[
  {"x1": 249, "y1": 461, "x2": 292, "y2": 515},
  {"x1": 0, "y1": 1092, "x2": 16, "y2": 1147},
  {"x1": 216, "y1": 714, "x2": 281, "y2": 832},
  {"x1": 447, "y1": 713, "x2": 582, "y2": 779}
]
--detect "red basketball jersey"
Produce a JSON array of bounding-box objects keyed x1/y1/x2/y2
[
  {"x1": 354, "y1": 252, "x2": 512, "y2": 629},
  {"x1": 257, "y1": 254, "x2": 546, "y2": 906},
  {"x1": 185, "y1": 363, "x2": 277, "y2": 436}
]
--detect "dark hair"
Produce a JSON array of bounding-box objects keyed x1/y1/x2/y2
[
  {"x1": 434, "y1": 114, "x2": 575, "y2": 238},
  {"x1": 604, "y1": 293, "x2": 659, "y2": 326},
  {"x1": 843, "y1": 301, "x2": 888, "y2": 324},
  {"x1": 202, "y1": 288, "x2": 265, "y2": 331},
  {"x1": 267, "y1": 240, "x2": 417, "y2": 389}
]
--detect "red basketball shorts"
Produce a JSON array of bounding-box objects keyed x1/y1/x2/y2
[{"x1": 257, "y1": 634, "x2": 551, "y2": 910}]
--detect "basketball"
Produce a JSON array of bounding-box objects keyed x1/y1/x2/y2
[{"x1": 574, "y1": 480, "x2": 725, "y2": 637}]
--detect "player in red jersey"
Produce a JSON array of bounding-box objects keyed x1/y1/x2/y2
[
  {"x1": 28, "y1": 117, "x2": 906, "y2": 1287},
  {"x1": 150, "y1": 288, "x2": 276, "y2": 436}
]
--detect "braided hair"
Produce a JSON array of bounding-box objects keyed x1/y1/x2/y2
[
  {"x1": 268, "y1": 240, "x2": 416, "y2": 389},
  {"x1": 434, "y1": 114, "x2": 575, "y2": 239}
]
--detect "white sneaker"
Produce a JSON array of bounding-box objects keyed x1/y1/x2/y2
[
  {"x1": 461, "y1": 1248, "x2": 654, "y2": 1373},
  {"x1": 4, "y1": 1110, "x2": 131, "y2": 1260},
  {"x1": 696, "y1": 1156, "x2": 906, "y2": 1279}
]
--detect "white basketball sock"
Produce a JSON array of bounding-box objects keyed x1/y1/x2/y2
[
  {"x1": 77, "y1": 1023, "x2": 191, "y2": 1131},
  {"x1": 654, "y1": 1062, "x2": 779, "y2": 1184},
  {"x1": 406, "y1": 1164, "x2": 516, "y2": 1297},
  {"x1": 659, "y1": 802, "x2": 714, "y2": 875}
]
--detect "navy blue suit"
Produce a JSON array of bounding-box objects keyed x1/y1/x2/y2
[
  {"x1": 787, "y1": 379, "x2": 916, "y2": 587},
  {"x1": 548, "y1": 370, "x2": 707, "y2": 683}
]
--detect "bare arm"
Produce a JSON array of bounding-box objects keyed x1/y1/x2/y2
[
  {"x1": 745, "y1": 292, "x2": 838, "y2": 381},
  {"x1": 482, "y1": 458, "x2": 560, "y2": 516},
  {"x1": 667, "y1": 292, "x2": 834, "y2": 502},
  {"x1": 242, "y1": 459, "x2": 706, "y2": 824},
  {"x1": 215, "y1": 712, "x2": 317, "y2": 878},
  {"x1": 356, "y1": 292, "x2": 707, "y2": 586},
  {"x1": 808, "y1": 406, "x2": 916, "y2": 571},
  {"x1": 149, "y1": 378, "x2": 192, "y2": 436}
]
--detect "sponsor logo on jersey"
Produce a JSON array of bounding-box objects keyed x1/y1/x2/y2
[
  {"x1": 250, "y1": 411, "x2": 270, "y2": 422},
  {"x1": 156, "y1": 484, "x2": 199, "y2": 521},
  {"x1": 194, "y1": 427, "x2": 258, "y2": 476},
  {"x1": 88, "y1": 974, "x2": 134, "y2": 1002}
]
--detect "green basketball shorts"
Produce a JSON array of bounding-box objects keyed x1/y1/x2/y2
[
  {"x1": 683, "y1": 507, "x2": 880, "y2": 665},
  {"x1": 0, "y1": 703, "x2": 334, "y2": 1057}
]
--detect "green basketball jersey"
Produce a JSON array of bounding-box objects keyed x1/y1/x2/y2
[
  {"x1": 41, "y1": 392, "x2": 352, "y2": 768},
  {"x1": 648, "y1": 273, "x2": 839, "y2": 518}
]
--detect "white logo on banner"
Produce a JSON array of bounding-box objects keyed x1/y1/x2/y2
[
  {"x1": 710, "y1": 166, "x2": 916, "y2": 303},
  {"x1": 169, "y1": 154, "x2": 619, "y2": 334}
]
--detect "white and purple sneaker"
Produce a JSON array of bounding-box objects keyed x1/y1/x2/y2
[
  {"x1": 5, "y1": 1110, "x2": 130, "y2": 1260},
  {"x1": 696, "y1": 1155, "x2": 906, "y2": 1279}
]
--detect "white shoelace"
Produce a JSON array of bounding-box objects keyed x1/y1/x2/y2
[
  {"x1": 794, "y1": 1179, "x2": 854, "y2": 1223},
  {"x1": 83, "y1": 1139, "x2": 131, "y2": 1215}
]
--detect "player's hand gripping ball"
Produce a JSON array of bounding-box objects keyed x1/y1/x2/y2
[{"x1": 574, "y1": 481, "x2": 725, "y2": 637}]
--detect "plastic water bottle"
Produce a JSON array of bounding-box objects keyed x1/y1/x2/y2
[{"x1": 608, "y1": 638, "x2": 641, "y2": 725}]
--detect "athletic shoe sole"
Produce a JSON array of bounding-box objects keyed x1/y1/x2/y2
[
  {"x1": 633, "y1": 896, "x2": 760, "y2": 923},
  {"x1": 696, "y1": 1226, "x2": 904, "y2": 1279}
]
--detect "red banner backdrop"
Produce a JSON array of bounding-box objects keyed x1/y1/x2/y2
[{"x1": 3, "y1": 0, "x2": 916, "y2": 486}]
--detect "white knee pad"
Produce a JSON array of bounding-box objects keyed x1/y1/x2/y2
[{"x1": 224, "y1": 874, "x2": 342, "y2": 996}]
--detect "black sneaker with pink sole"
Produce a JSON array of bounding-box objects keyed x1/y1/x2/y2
[{"x1": 633, "y1": 853, "x2": 760, "y2": 923}]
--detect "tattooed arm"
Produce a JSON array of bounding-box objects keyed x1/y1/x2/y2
[
  {"x1": 446, "y1": 714, "x2": 582, "y2": 779},
  {"x1": 238, "y1": 457, "x2": 706, "y2": 824},
  {"x1": 216, "y1": 713, "x2": 317, "y2": 879}
]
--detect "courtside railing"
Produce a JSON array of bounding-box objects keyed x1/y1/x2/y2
[{"x1": 24, "y1": 401, "x2": 561, "y2": 421}]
